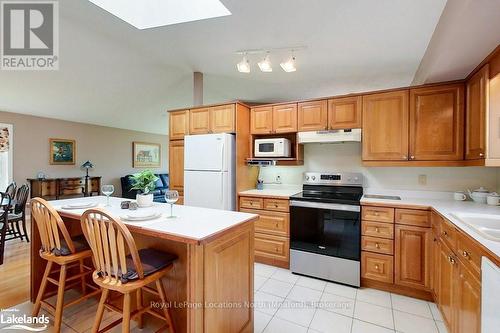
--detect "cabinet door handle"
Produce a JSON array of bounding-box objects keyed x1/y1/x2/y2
[
  {"x1": 375, "y1": 264, "x2": 379, "y2": 270},
  {"x1": 402, "y1": 155, "x2": 407, "y2": 160},
  {"x1": 479, "y1": 152, "x2": 484, "y2": 157},
  {"x1": 462, "y1": 251, "x2": 469, "y2": 258},
  {"x1": 410, "y1": 155, "x2": 415, "y2": 160},
  {"x1": 375, "y1": 227, "x2": 380, "y2": 232},
  {"x1": 442, "y1": 231, "x2": 448, "y2": 237},
  {"x1": 448, "y1": 256, "x2": 456, "y2": 265},
  {"x1": 375, "y1": 243, "x2": 380, "y2": 249}
]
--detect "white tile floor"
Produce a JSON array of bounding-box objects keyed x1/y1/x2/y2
[
  {"x1": 254, "y1": 263, "x2": 448, "y2": 333},
  {"x1": 5, "y1": 262, "x2": 448, "y2": 333}
]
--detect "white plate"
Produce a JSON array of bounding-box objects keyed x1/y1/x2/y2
[
  {"x1": 120, "y1": 211, "x2": 162, "y2": 221},
  {"x1": 61, "y1": 202, "x2": 98, "y2": 209}
]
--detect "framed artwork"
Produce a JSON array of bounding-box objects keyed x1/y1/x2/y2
[
  {"x1": 49, "y1": 138, "x2": 76, "y2": 165},
  {"x1": 133, "y1": 142, "x2": 161, "y2": 168}
]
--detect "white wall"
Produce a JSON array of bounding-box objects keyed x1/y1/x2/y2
[{"x1": 259, "y1": 143, "x2": 500, "y2": 192}]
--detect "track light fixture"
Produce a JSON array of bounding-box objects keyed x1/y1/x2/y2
[
  {"x1": 258, "y1": 52, "x2": 272, "y2": 72},
  {"x1": 236, "y1": 54, "x2": 250, "y2": 73},
  {"x1": 235, "y1": 46, "x2": 305, "y2": 73},
  {"x1": 280, "y1": 54, "x2": 296, "y2": 72}
]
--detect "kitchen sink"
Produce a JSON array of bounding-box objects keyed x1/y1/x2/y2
[
  {"x1": 364, "y1": 194, "x2": 401, "y2": 200},
  {"x1": 451, "y1": 213, "x2": 500, "y2": 242}
]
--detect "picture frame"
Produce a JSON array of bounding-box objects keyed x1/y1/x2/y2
[
  {"x1": 49, "y1": 138, "x2": 76, "y2": 165},
  {"x1": 133, "y1": 142, "x2": 161, "y2": 168}
]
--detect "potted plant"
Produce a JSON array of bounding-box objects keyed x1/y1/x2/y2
[{"x1": 130, "y1": 170, "x2": 158, "y2": 207}]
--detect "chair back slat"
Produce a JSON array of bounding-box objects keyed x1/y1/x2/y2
[
  {"x1": 31, "y1": 198, "x2": 75, "y2": 255},
  {"x1": 81, "y1": 209, "x2": 144, "y2": 283}
]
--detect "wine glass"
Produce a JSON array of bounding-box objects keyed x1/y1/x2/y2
[
  {"x1": 164, "y1": 190, "x2": 179, "y2": 218},
  {"x1": 101, "y1": 185, "x2": 114, "y2": 207}
]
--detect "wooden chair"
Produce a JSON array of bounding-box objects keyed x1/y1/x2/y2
[
  {"x1": 6, "y1": 184, "x2": 30, "y2": 242},
  {"x1": 5, "y1": 182, "x2": 16, "y2": 199},
  {"x1": 80, "y1": 209, "x2": 177, "y2": 333},
  {"x1": 0, "y1": 192, "x2": 11, "y2": 265},
  {"x1": 31, "y1": 198, "x2": 101, "y2": 332}
]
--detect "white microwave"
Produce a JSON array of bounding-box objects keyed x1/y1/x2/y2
[{"x1": 254, "y1": 138, "x2": 291, "y2": 157}]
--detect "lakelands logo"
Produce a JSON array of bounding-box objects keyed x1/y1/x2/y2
[
  {"x1": 0, "y1": 0, "x2": 59, "y2": 70},
  {"x1": 0, "y1": 309, "x2": 49, "y2": 331}
]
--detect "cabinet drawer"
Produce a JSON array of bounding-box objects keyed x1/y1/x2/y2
[
  {"x1": 240, "y1": 209, "x2": 289, "y2": 237},
  {"x1": 263, "y1": 198, "x2": 289, "y2": 212},
  {"x1": 362, "y1": 206, "x2": 394, "y2": 223},
  {"x1": 457, "y1": 232, "x2": 484, "y2": 277},
  {"x1": 440, "y1": 218, "x2": 458, "y2": 251},
  {"x1": 395, "y1": 209, "x2": 430, "y2": 227},
  {"x1": 362, "y1": 236, "x2": 394, "y2": 255},
  {"x1": 239, "y1": 197, "x2": 263, "y2": 210},
  {"x1": 361, "y1": 252, "x2": 394, "y2": 283},
  {"x1": 255, "y1": 233, "x2": 289, "y2": 262},
  {"x1": 362, "y1": 221, "x2": 394, "y2": 239}
]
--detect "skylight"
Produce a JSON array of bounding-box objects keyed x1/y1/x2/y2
[{"x1": 87, "y1": 0, "x2": 231, "y2": 30}]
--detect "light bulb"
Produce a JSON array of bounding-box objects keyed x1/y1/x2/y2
[
  {"x1": 280, "y1": 56, "x2": 296, "y2": 72},
  {"x1": 258, "y1": 54, "x2": 272, "y2": 72},
  {"x1": 237, "y1": 56, "x2": 250, "y2": 73}
]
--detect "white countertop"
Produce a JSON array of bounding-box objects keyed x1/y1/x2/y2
[
  {"x1": 239, "y1": 185, "x2": 302, "y2": 198},
  {"x1": 49, "y1": 196, "x2": 258, "y2": 244},
  {"x1": 361, "y1": 192, "x2": 500, "y2": 259}
]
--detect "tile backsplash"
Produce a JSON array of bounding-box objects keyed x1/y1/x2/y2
[{"x1": 258, "y1": 143, "x2": 500, "y2": 192}]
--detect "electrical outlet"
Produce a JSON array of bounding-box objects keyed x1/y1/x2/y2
[
  {"x1": 418, "y1": 174, "x2": 427, "y2": 186},
  {"x1": 276, "y1": 175, "x2": 282, "y2": 184}
]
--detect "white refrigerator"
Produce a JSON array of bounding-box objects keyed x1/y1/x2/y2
[{"x1": 183, "y1": 133, "x2": 235, "y2": 210}]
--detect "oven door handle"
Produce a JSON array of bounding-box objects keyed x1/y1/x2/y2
[{"x1": 290, "y1": 200, "x2": 360, "y2": 212}]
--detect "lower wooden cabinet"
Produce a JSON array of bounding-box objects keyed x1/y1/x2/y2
[
  {"x1": 455, "y1": 263, "x2": 481, "y2": 333},
  {"x1": 395, "y1": 224, "x2": 431, "y2": 290},
  {"x1": 254, "y1": 233, "x2": 290, "y2": 266},
  {"x1": 239, "y1": 195, "x2": 290, "y2": 268},
  {"x1": 438, "y1": 241, "x2": 456, "y2": 331},
  {"x1": 361, "y1": 252, "x2": 394, "y2": 283}
]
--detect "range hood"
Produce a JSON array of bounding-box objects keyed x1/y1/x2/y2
[{"x1": 298, "y1": 129, "x2": 362, "y2": 144}]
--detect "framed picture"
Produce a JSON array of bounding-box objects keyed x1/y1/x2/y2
[
  {"x1": 49, "y1": 138, "x2": 76, "y2": 165},
  {"x1": 133, "y1": 142, "x2": 161, "y2": 168}
]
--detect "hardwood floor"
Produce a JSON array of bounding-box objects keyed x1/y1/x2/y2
[{"x1": 0, "y1": 216, "x2": 31, "y2": 309}]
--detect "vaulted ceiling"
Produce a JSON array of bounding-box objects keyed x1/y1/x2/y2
[{"x1": 0, "y1": 0, "x2": 498, "y2": 134}]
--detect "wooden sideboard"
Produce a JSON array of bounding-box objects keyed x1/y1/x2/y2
[{"x1": 28, "y1": 177, "x2": 101, "y2": 200}]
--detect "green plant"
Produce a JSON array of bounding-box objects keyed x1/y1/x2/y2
[{"x1": 130, "y1": 170, "x2": 158, "y2": 194}]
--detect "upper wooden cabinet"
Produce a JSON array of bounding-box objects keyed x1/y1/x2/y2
[
  {"x1": 189, "y1": 104, "x2": 235, "y2": 135},
  {"x1": 189, "y1": 108, "x2": 210, "y2": 134},
  {"x1": 297, "y1": 100, "x2": 328, "y2": 131},
  {"x1": 409, "y1": 84, "x2": 464, "y2": 161},
  {"x1": 328, "y1": 96, "x2": 362, "y2": 129},
  {"x1": 273, "y1": 103, "x2": 298, "y2": 133},
  {"x1": 362, "y1": 90, "x2": 409, "y2": 161},
  {"x1": 466, "y1": 64, "x2": 489, "y2": 160},
  {"x1": 210, "y1": 104, "x2": 236, "y2": 133},
  {"x1": 168, "y1": 140, "x2": 184, "y2": 194},
  {"x1": 169, "y1": 110, "x2": 189, "y2": 140},
  {"x1": 251, "y1": 104, "x2": 297, "y2": 134},
  {"x1": 250, "y1": 106, "x2": 273, "y2": 134}
]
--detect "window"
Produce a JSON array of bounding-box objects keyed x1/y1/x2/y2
[{"x1": 0, "y1": 124, "x2": 13, "y2": 190}]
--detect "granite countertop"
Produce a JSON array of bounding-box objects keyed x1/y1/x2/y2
[
  {"x1": 50, "y1": 196, "x2": 258, "y2": 244},
  {"x1": 361, "y1": 192, "x2": 500, "y2": 259}
]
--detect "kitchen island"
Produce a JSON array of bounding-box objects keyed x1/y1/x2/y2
[{"x1": 30, "y1": 196, "x2": 258, "y2": 333}]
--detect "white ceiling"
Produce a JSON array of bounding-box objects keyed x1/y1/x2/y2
[{"x1": 2, "y1": 0, "x2": 494, "y2": 135}]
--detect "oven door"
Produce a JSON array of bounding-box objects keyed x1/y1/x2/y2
[{"x1": 290, "y1": 200, "x2": 361, "y2": 261}]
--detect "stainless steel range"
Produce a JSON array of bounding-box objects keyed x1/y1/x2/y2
[{"x1": 290, "y1": 172, "x2": 363, "y2": 287}]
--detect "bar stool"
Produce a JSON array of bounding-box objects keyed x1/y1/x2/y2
[
  {"x1": 31, "y1": 198, "x2": 101, "y2": 332},
  {"x1": 80, "y1": 209, "x2": 177, "y2": 333}
]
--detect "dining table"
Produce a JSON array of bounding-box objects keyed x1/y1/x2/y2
[{"x1": 30, "y1": 196, "x2": 258, "y2": 333}]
